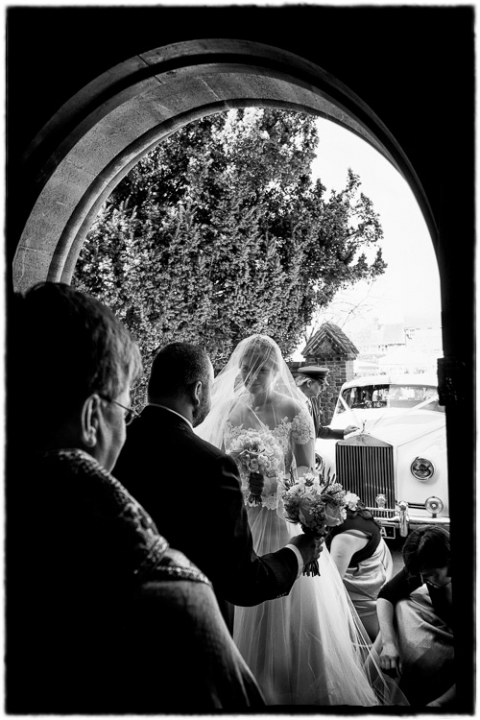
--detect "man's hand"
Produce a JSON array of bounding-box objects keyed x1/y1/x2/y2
[
  {"x1": 343, "y1": 425, "x2": 358, "y2": 436},
  {"x1": 379, "y1": 641, "x2": 402, "y2": 675},
  {"x1": 289, "y1": 533, "x2": 323, "y2": 567}
]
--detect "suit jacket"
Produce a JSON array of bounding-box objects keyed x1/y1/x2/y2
[
  {"x1": 309, "y1": 398, "x2": 344, "y2": 440},
  {"x1": 113, "y1": 405, "x2": 298, "y2": 628}
]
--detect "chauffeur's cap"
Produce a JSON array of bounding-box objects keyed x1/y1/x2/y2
[{"x1": 295, "y1": 365, "x2": 329, "y2": 385}]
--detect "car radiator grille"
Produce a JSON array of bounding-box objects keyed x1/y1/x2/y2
[{"x1": 336, "y1": 441, "x2": 395, "y2": 511}]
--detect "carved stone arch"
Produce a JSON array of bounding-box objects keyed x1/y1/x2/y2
[{"x1": 12, "y1": 38, "x2": 437, "y2": 293}]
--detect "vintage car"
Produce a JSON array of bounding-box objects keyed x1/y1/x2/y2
[{"x1": 315, "y1": 374, "x2": 449, "y2": 539}]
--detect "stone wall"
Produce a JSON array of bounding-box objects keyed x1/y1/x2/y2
[{"x1": 313, "y1": 358, "x2": 355, "y2": 424}]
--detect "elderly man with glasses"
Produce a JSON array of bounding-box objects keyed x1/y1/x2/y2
[{"x1": 7, "y1": 282, "x2": 264, "y2": 714}]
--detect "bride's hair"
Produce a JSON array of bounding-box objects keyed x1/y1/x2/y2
[
  {"x1": 238, "y1": 335, "x2": 282, "y2": 370},
  {"x1": 196, "y1": 333, "x2": 308, "y2": 448}
]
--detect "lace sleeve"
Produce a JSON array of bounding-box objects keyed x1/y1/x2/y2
[
  {"x1": 291, "y1": 409, "x2": 315, "y2": 445},
  {"x1": 291, "y1": 409, "x2": 315, "y2": 472}
]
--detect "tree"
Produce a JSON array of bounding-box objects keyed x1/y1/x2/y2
[{"x1": 73, "y1": 108, "x2": 386, "y2": 402}]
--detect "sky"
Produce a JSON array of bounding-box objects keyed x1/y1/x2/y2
[{"x1": 310, "y1": 118, "x2": 443, "y2": 330}]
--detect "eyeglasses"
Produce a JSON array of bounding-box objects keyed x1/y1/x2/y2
[{"x1": 100, "y1": 396, "x2": 139, "y2": 425}]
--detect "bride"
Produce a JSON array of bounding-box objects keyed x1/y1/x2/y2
[{"x1": 197, "y1": 334, "x2": 405, "y2": 706}]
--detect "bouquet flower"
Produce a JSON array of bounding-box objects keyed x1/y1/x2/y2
[
  {"x1": 228, "y1": 429, "x2": 284, "y2": 507},
  {"x1": 283, "y1": 469, "x2": 347, "y2": 576},
  {"x1": 343, "y1": 491, "x2": 361, "y2": 512}
]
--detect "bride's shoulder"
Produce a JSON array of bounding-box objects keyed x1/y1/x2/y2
[{"x1": 273, "y1": 393, "x2": 307, "y2": 419}]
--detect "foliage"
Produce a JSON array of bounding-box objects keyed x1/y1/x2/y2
[{"x1": 73, "y1": 109, "x2": 386, "y2": 404}]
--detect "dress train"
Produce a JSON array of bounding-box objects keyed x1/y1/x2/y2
[{"x1": 234, "y1": 506, "x2": 405, "y2": 706}]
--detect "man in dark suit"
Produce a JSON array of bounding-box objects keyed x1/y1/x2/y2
[
  {"x1": 295, "y1": 366, "x2": 357, "y2": 439},
  {"x1": 114, "y1": 342, "x2": 320, "y2": 630}
]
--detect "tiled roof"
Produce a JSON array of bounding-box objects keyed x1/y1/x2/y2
[{"x1": 302, "y1": 322, "x2": 359, "y2": 359}]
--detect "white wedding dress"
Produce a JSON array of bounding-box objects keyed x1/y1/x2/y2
[{"x1": 224, "y1": 400, "x2": 402, "y2": 706}]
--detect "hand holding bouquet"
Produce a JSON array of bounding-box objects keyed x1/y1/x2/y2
[
  {"x1": 229, "y1": 430, "x2": 283, "y2": 507},
  {"x1": 283, "y1": 469, "x2": 346, "y2": 576}
]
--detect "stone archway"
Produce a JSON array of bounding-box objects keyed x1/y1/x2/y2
[
  {"x1": 8, "y1": 22, "x2": 475, "y2": 710},
  {"x1": 13, "y1": 38, "x2": 437, "y2": 293}
]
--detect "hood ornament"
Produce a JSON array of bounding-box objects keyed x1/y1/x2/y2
[{"x1": 375, "y1": 494, "x2": 387, "y2": 509}]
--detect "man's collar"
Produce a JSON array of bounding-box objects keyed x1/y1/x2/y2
[{"x1": 146, "y1": 403, "x2": 193, "y2": 430}]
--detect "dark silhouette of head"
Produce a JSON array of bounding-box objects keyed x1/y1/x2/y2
[
  {"x1": 148, "y1": 342, "x2": 212, "y2": 426},
  {"x1": 10, "y1": 281, "x2": 142, "y2": 453}
]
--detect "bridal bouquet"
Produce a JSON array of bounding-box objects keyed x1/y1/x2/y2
[
  {"x1": 229, "y1": 429, "x2": 284, "y2": 508},
  {"x1": 283, "y1": 469, "x2": 347, "y2": 576}
]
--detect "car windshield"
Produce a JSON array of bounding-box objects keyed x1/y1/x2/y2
[{"x1": 337, "y1": 383, "x2": 445, "y2": 413}]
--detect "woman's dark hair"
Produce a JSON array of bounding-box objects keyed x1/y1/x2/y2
[
  {"x1": 10, "y1": 282, "x2": 142, "y2": 443},
  {"x1": 402, "y1": 525, "x2": 451, "y2": 576}
]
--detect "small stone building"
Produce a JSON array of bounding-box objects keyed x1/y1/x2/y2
[{"x1": 290, "y1": 322, "x2": 359, "y2": 425}]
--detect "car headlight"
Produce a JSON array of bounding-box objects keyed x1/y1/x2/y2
[
  {"x1": 425, "y1": 496, "x2": 444, "y2": 517},
  {"x1": 411, "y1": 457, "x2": 435, "y2": 481}
]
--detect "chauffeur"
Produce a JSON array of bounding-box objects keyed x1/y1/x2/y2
[{"x1": 295, "y1": 365, "x2": 358, "y2": 439}]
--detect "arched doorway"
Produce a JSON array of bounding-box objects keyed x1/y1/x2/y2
[
  {"x1": 8, "y1": 29, "x2": 474, "y2": 710},
  {"x1": 12, "y1": 38, "x2": 436, "y2": 294}
]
